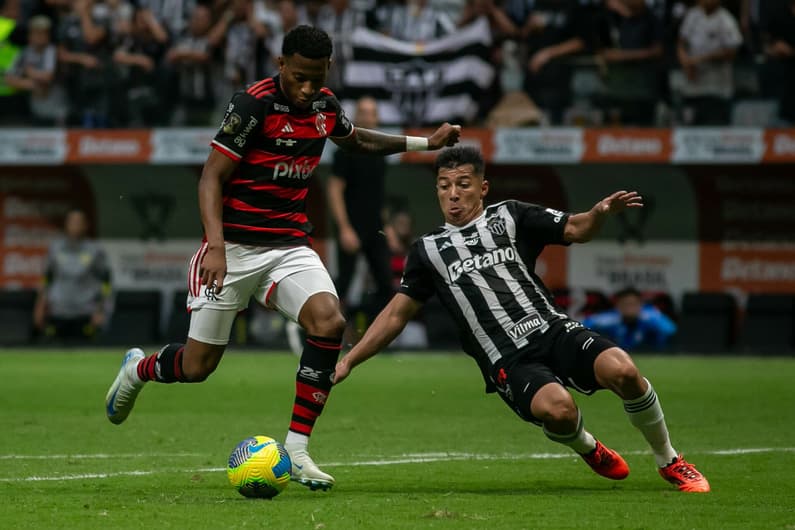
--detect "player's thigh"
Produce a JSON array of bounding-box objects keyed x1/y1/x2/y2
[
  {"x1": 187, "y1": 306, "x2": 238, "y2": 347},
  {"x1": 495, "y1": 362, "x2": 563, "y2": 426},
  {"x1": 256, "y1": 247, "x2": 340, "y2": 325},
  {"x1": 550, "y1": 324, "x2": 618, "y2": 396}
]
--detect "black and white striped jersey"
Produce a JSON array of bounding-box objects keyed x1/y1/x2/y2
[{"x1": 398, "y1": 200, "x2": 570, "y2": 384}]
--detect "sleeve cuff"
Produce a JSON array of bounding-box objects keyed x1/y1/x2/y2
[{"x1": 211, "y1": 140, "x2": 242, "y2": 161}]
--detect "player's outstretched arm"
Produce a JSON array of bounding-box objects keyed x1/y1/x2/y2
[
  {"x1": 564, "y1": 190, "x2": 643, "y2": 243},
  {"x1": 333, "y1": 293, "x2": 423, "y2": 384},
  {"x1": 331, "y1": 123, "x2": 461, "y2": 156}
]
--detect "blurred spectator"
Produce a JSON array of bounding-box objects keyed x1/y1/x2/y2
[
  {"x1": 383, "y1": 207, "x2": 429, "y2": 349},
  {"x1": 5, "y1": 15, "x2": 66, "y2": 125},
  {"x1": 459, "y1": 0, "x2": 518, "y2": 38},
  {"x1": 677, "y1": 0, "x2": 742, "y2": 125},
  {"x1": 261, "y1": 0, "x2": 306, "y2": 72},
  {"x1": 458, "y1": 0, "x2": 519, "y2": 120},
  {"x1": 57, "y1": 0, "x2": 114, "y2": 127},
  {"x1": 105, "y1": 0, "x2": 135, "y2": 46},
  {"x1": 759, "y1": 0, "x2": 795, "y2": 124},
  {"x1": 594, "y1": 0, "x2": 664, "y2": 125},
  {"x1": 211, "y1": 0, "x2": 267, "y2": 90},
  {"x1": 327, "y1": 96, "x2": 393, "y2": 322},
  {"x1": 521, "y1": 0, "x2": 594, "y2": 124},
  {"x1": 112, "y1": 8, "x2": 169, "y2": 125},
  {"x1": 164, "y1": 3, "x2": 215, "y2": 125},
  {"x1": 138, "y1": 0, "x2": 195, "y2": 40},
  {"x1": 384, "y1": 208, "x2": 413, "y2": 287},
  {"x1": 582, "y1": 287, "x2": 677, "y2": 351},
  {"x1": 375, "y1": 0, "x2": 456, "y2": 41},
  {"x1": 316, "y1": 0, "x2": 367, "y2": 91},
  {"x1": 33, "y1": 209, "x2": 112, "y2": 344}
]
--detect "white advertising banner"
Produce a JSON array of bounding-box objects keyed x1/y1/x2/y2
[
  {"x1": 493, "y1": 128, "x2": 584, "y2": 163},
  {"x1": 672, "y1": 128, "x2": 765, "y2": 163},
  {"x1": 0, "y1": 129, "x2": 66, "y2": 164},
  {"x1": 150, "y1": 128, "x2": 215, "y2": 164},
  {"x1": 567, "y1": 241, "x2": 699, "y2": 302},
  {"x1": 102, "y1": 239, "x2": 198, "y2": 291}
]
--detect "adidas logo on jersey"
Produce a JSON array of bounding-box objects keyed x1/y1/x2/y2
[
  {"x1": 281, "y1": 123, "x2": 294, "y2": 134},
  {"x1": 447, "y1": 247, "x2": 517, "y2": 283}
]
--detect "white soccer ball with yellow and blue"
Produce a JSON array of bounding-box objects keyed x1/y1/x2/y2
[{"x1": 227, "y1": 435, "x2": 292, "y2": 499}]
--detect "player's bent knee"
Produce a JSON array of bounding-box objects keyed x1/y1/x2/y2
[
  {"x1": 531, "y1": 383, "x2": 578, "y2": 426},
  {"x1": 299, "y1": 293, "x2": 346, "y2": 338},
  {"x1": 595, "y1": 347, "x2": 643, "y2": 398}
]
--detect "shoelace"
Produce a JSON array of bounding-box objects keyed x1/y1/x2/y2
[{"x1": 672, "y1": 462, "x2": 700, "y2": 480}]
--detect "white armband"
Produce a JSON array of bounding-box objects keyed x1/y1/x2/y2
[{"x1": 406, "y1": 136, "x2": 429, "y2": 151}]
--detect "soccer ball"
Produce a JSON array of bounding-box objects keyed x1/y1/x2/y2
[{"x1": 227, "y1": 436, "x2": 292, "y2": 499}]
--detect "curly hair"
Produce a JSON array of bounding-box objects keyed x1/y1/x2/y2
[
  {"x1": 282, "y1": 25, "x2": 333, "y2": 59},
  {"x1": 434, "y1": 146, "x2": 485, "y2": 176}
]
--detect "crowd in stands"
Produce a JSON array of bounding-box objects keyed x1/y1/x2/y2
[{"x1": 1, "y1": 0, "x2": 793, "y2": 127}]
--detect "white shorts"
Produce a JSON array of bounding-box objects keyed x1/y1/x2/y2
[{"x1": 186, "y1": 242, "x2": 337, "y2": 345}]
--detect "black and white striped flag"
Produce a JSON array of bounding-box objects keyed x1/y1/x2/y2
[{"x1": 341, "y1": 17, "x2": 495, "y2": 126}]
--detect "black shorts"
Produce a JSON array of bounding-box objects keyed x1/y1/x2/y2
[{"x1": 495, "y1": 320, "x2": 616, "y2": 426}]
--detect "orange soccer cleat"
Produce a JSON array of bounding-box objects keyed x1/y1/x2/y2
[
  {"x1": 581, "y1": 440, "x2": 630, "y2": 480},
  {"x1": 659, "y1": 454, "x2": 711, "y2": 493}
]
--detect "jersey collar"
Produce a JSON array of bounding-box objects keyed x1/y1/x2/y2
[{"x1": 444, "y1": 208, "x2": 487, "y2": 232}]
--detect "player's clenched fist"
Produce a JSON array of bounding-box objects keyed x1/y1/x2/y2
[{"x1": 428, "y1": 123, "x2": 462, "y2": 149}]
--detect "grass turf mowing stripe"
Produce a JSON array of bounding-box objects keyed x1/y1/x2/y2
[{"x1": 1, "y1": 447, "x2": 792, "y2": 483}]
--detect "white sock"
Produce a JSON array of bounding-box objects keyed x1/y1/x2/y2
[
  {"x1": 624, "y1": 378, "x2": 678, "y2": 467},
  {"x1": 284, "y1": 431, "x2": 309, "y2": 449},
  {"x1": 543, "y1": 412, "x2": 597, "y2": 455}
]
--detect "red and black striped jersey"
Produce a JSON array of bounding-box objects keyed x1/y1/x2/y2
[{"x1": 210, "y1": 75, "x2": 355, "y2": 247}]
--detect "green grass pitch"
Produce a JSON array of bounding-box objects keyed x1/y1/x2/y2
[{"x1": 1, "y1": 351, "x2": 794, "y2": 529}]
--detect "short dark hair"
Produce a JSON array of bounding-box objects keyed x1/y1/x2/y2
[
  {"x1": 282, "y1": 25, "x2": 333, "y2": 59},
  {"x1": 434, "y1": 146, "x2": 485, "y2": 176},
  {"x1": 615, "y1": 287, "x2": 642, "y2": 299}
]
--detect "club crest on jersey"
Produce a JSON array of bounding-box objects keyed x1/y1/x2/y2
[
  {"x1": 447, "y1": 247, "x2": 516, "y2": 283},
  {"x1": 315, "y1": 113, "x2": 327, "y2": 136},
  {"x1": 487, "y1": 217, "x2": 506, "y2": 236}
]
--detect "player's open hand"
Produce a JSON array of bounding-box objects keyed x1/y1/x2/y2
[
  {"x1": 200, "y1": 246, "x2": 227, "y2": 294},
  {"x1": 332, "y1": 359, "x2": 351, "y2": 385},
  {"x1": 598, "y1": 190, "x2": 643, "y2": 215},
  {"x1": 428, "y1": 123, "x2": 462, "y2": 150}
]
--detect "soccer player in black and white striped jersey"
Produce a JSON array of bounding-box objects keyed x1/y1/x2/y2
[{"x1": 334, "y1": 146, "x2": 710, "y2": 493}]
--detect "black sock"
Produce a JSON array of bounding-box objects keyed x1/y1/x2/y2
[
  {"x1": 137, "y1": 343, "x2": 188, "y2": 383},
  {"x1": 289, "y1": 335, "x2": 341, "y2": 436}
]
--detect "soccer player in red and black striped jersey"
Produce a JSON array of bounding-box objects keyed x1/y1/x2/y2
[{"x1": 104, "y1": 25, "x2": 461, "y2": 491}]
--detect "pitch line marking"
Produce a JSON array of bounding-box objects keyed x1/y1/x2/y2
[
  {"x1": 1, "y1": 447, "x2": 793, "y2": 483},
  {"x1": 0, "y1": 453, "x2": 205, "y2": 460}
]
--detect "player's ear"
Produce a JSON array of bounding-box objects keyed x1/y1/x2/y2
[
  {"x1": 278, "y1": 55, "x2": 286, "y2": 71},
  {"x1": 481, "y1": 178, "x2": 489, "y2": 199}
]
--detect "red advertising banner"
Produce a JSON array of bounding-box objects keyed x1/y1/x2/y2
[
  {"x1": 583, "y1": 129, "x2": 671, "y2": 163},
  {"x1": 66, "y1": 130, "x2": 152, "y2": 164},
  {"x1": 700, "y1": 243, "x2": 795, "y2": 293}
]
